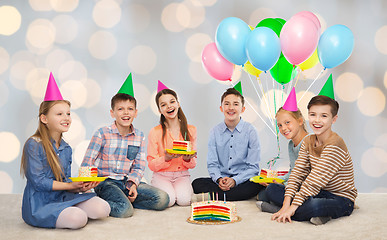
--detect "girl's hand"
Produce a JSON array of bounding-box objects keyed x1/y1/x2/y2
[
  {"x1": 67, "y1": 181, "x2": 84, "y2": 192},
  {"x1": 182, "y1": 152, "x2": 197, "y2": 162},
  {"x1": 81, "y1": 181, "x2": 100, "y2": 192},
  {"x1": 259, "y1": 182, "x2": 270, "y2": 187},
  {"x1": 164, "y1": 151, "x2": 180, "y2": 162}
]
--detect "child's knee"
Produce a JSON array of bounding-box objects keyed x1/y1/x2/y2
[
  {"x1": 109, "y1": 200, "x2": 134, "y2": 218},
  {"x1": 155, "y1": 190, "x2": 170, "y2": 210}
]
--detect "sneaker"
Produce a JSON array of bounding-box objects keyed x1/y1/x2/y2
[
  {"x1": 256, "y1": 201, "x2": 263, "y2": 211},
  {"x1": 310, "y1": 216, "x2": 332, "y2": 225}
]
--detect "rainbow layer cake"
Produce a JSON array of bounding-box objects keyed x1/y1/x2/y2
[
  {"x1": 172, "y1": 140, "x2": 192, "y2": 152},
  {"x1": 78, "y1": 166, "x2": 98, "y2": 177},
  {"x1": 260, "y1": 168, "x2": 288, "y2": 178},
  {"x1": 191, "y1": 201, "x2": 237, "y2": 222}
]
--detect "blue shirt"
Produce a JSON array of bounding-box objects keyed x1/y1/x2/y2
[{"x1": 207, "y1": 118, "x2": 261, "y2": 185}]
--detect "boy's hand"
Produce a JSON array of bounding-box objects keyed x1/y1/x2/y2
[
  {"x1": 218, "y1": 177, "x2": 235, "y2": 191},
  {"x1": 128, "y1": 184, "x2": 138, "y2": 202}
]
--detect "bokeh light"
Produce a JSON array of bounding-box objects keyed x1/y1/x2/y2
[
  {"x1": 26, "y1": 19, "x2": 56, "y2": 49},
  {"x1": 72, "y1": 140, "x2": 91, "y2": 177},
  {"x1": 10, "y1": 60, "x2": 36, "y2": 91},
  {"x1": 45, "y1": 49, "x2": 74, "y2": 75},
  {"x1": 0, "y1": 132, "x2": 21, "y2": 163},
  {"x1": 0, "y1": 171, "x2": 13, "y2": 193},
  {"x1": 259, "y1": 88, "x2": 286, "y2": 119},
  {"x1": 122, "y1": 4, "x2": 150, "y2": 34},
  {"x1": 25, "y1": 68, "x2": 50, "y2": 105},
  {"x1": 296, "y1": 90, "x2": 315, "y2": 119},
  {"x1": 0, "y1": 6, "x2": 21, "y2": 36},
  {"x1": 363, "y1": 117, "x2": 386, "y2": 146},
  {"x1": 161, "y1": 3, "x2": 186, "y2": 32},
  {"x1": 0, "y1": 47, "x2": 10, "y2": 75},
  {"x1": 82, "y1": 78, "x2": 101, "y2": 108},
  {"x1": 180, "y1": 0, "x2": 205, "y2": 29},
  {"x1": 60, "y1": 80, "x2": 88, "y2": 109},
  {"x1": 357, "y1": 87, "x2": 386, "y2": 116},
  {"x1": 58, "y1": 60, "x2": 88, "y2": 83},
  {"x1": 189, "y1": 62, "x2": 213, "y2": 84},
  {"x1": 243, "y1": 96, "x2": 259, "y2": 124},
  {"x1": 335, "y1": 72, "x2": 363, "y2": 102},
  {"x1": 384, "y1": 71, "x2": 387, "y2": 89},
  {"x1": 133, "y1": 83, "x2": 151, "y2": 113},
  {"x1": 93, "y1": 0, "x2": 122, "y2": 28},
  {"x1": 127, "y1": 45, "x2": 157, "y2": 75},
  {"x1": 150, "y1": 91, "x2": 159, "y2": 116},
  {"x1": 51, "y1": 0, "x2": 79, "y2": 12},
  {"x1": 191, "y1": 0, "x2": 217, "y2": 7},
  {"x1": 63, "y1": 112, "x2": 86, "y2": 147},
  {"x1": 88, "y1": 31, "x2": 117, "y2": 60},
  {"x1": 185, "y1": 33, "x2": 212, "y2": 62},
  {"x1": 361, "y1": 147, "x2": 387, "y2": 177},
  {"x1": 52, "y1": 15, "x2": 78, "y2": 44},
  {"x1": 249, "y1": 8, "x2": 277, "y2": 26},
  {"x1": 375, "y1": 25, "x2": 387, "y2": 55},
  {"x1": 29, "y1": 0, "x2": 52, "y2": 11},
  {"x1": 374, "y1": 133, "x2": 387, "y2": 149}
]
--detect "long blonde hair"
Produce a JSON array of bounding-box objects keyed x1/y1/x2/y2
[
  {"x1": 276, "y1": 107, "x2": 308, "y2": 133},
  {"x1": 20, "y1": 100, "x2": 71, "y2": 182}
]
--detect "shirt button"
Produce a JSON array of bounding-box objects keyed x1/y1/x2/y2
[
  {"x1": 230, "y1": 157, "x2": 232, "y2": 159},
  {"x1": 230, "y1": 146, "x2": 232, "y2": 148},
  {"x1": 231, "y1": 135, "x2": 233, "y2": 137},
  {"x1": 229, "y1": 168, "x2": 231, "y2": 170}
]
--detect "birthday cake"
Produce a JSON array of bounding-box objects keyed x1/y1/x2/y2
[
  {"x1": 260, "y1": 168, "x2": 288, "y2": 178},
  {"x1": 78, "y1": 167, "x2": 98, "y2": 177},
  {"x1": 190, "y1": 200, "x2": 237, "y2": 222},
  {"x1": 172, "y1": 140, "x2": 192, "y2": 152}
]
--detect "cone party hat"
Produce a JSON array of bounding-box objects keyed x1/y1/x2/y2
[
  {"x1": 234, "y1": 81, "x2": 243, "y2": 96},
  {"x1": 282, "y1": 87, "x2": 298, "y2": 111},
  {"x1": 157, "y1": 80, "x2": 168, "y2": 92},
  {"x1": 118, "y1": 73, "x2": 134, "y2": 97},
  {"x1": 318, "y1": 74, "x2": 335, "y2": 100},
  {"x1": 44, "y1": 72, "x2": 64, "y2": 101}
]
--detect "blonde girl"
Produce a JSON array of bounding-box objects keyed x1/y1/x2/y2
[
  {"x1": 147, "y1": 89, "x2": 197, "y2": 207},
  {"x1": 21, "y1": 100, "x2": 110, "y2": 229},
  {"x1": 256, "y1": 107, "x2": 308, "y2": 212}
]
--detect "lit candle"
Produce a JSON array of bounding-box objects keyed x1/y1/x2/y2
[
  {"x1": 216, "y1": 192, "x2": 219, "y2": 201},
  {"x1": 202, "y1": 192, "x2": 204, "y2": 202},
  {"x1": 212, "y1": 192, "x2": 215, "y2": 202},
  {"x1": 224, "y1": 192, "x2": 226, "y2": 203}
]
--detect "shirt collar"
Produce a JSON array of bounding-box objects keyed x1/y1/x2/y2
[
  {"x1": 51, "y1": 138, "x2": 69, "y2": 151},
  {"x1": 222, "y1": 118, "x2": 245, "y2": 133},
  {"x1": 111, "y1": 122, "x2": 136, "y2": 136}
]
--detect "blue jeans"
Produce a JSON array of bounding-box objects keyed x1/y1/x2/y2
[
  {"x1": 94, "y1": 178, "x2": 169, "y2": 218},
  {"x1": 266, "y1": 183, "x2": 354, "y2": 221}
]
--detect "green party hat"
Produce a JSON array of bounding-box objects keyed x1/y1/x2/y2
[
  {"x1": 318, "y1": 74, "x2": 335, "y2": 100},
  {"x1": 118, "y1": 73, "x2": 134, "y2": 97},
  {"x1": 234, "y1": 81, "x2": 243, "y2": 96}
]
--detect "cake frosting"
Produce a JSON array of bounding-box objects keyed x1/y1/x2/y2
[
  {"x1": 172, "y1": 140, "x2": 192, "y2": 152},
  {"x1": 78, "y1": 167, "x2": 98, "y2": 177},
  {"x1": 260, "y1": 168, "x2": 288, "y2": 178},
  {"x1": 191, "y1": 200, "x2": 237, "y2": 222}
]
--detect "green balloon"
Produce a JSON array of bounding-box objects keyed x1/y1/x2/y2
[
  {"x1": 256, "y1": 18, "x2": 284, "y2": 37},
  {"x1": 270, "y1": 56, "x2": 295, "y2": 85},
  {"x1": 275, "y1": 18, "x2": 286, "y2": 26}
]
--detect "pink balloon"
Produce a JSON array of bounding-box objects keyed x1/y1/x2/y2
[
  {"x1": 280, "y1": 15, "x2": 319, "y2": 65},
  {"x1": 202, "y1": 42, "x2": 234, "y2": 81},
  {"x1": 295, "y1": 11, "x2": 321, "y2": 34}
]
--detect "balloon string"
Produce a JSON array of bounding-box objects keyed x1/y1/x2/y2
[
  {"x1": 298, "y1": 68, "x2": 325, "y2": 103},
  {"x1": 247, "y1": 73, "x2": 275, "y2": 129},
  {"x1": 257, "y1": 74, "x2": 275, "y2": 128},
  {"x1": 294, "y1": 66, "x2": 302, "y2": 88},
  {"x1": 229, "y1": 81, "x2": 277, "y2": 136}
]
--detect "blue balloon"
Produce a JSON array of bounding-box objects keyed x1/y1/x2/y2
[
  {"x1": 215, "y1": 17, "x2": 250, "y2": 66},
  {"x1": 245, "y1": 27, "x2": 281, "y2": 72},
  {"x1": 317, "y1": 24, "x2": 354, "y2": 69}
]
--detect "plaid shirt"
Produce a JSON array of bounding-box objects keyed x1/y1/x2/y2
[{"x1": 81, "y1": 122, "x2": 146, "y2": 189}]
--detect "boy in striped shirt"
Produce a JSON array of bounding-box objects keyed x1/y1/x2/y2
[{"x1": 267, "y1": 95, "x2": 357, "y2": 225}]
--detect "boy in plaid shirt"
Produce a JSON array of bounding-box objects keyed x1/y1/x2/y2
[{"x1": 82, "y1": 90, "x2": 169, "y2": 218}]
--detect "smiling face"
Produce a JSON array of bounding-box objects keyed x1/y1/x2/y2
[
  {"x1": 158, "y1": 93, "x2": 180, "y2": 120},
  {"x1": 308, "y1": 104, "x2": 337, "y2": 139},
  {"x1": 220, "y1": 94, "x2": 245, "y2": 126},
  {"x1": 276, "y1": 110, "x2": 304, "y2": 140},
  {"x1": 40, "y1": 102, "x2": 72, "y2": 136},
  {"x1": 110, "y1": 99, "x2": 137, "y2": 133}
]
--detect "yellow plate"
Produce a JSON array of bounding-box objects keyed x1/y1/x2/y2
[
  {"x1": 69, "y1": 177, "x2": 107, "y2": 182},
  {"x1": 249, "y1": 175, "x2": 285, "y2": 184},
  {"x1": 166, "y1": 149, "x2": 196, "y2": 155}
]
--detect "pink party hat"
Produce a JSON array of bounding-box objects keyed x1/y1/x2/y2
[
  {"x1": 157, "y1": 80, "x2": 168, "y2": 92},
  {"x1": 282, "y1": 87, "x2": 298, "y2": 111},
  {"x1": 44, "y1": 72, "x2": 63, "y2": 101}
]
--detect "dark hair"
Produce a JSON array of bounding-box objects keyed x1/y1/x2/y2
[
  {"x1": 307, "y1": 95, "x2": 339, "y2": 116},
  {"x1": 221, "y1": 88, "x2": 244, "y2": 106},
  {"x1": 111, "y1": 93, "x2": 137, "y2": 109},
  {"x1": 155, "y1": 89, "x2": 191, "y2": 145}
]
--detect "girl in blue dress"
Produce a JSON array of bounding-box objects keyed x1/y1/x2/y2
[{"x1": 21, "y1": 99, "x2": 110, "y2": 229}]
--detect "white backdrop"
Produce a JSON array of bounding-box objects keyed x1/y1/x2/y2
[{"x1": 0, "y1": 0, "x2": 386, "y2": 194}]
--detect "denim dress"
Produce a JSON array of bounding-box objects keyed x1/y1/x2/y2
[{"x1": 22, "y1": 137, "x2": 96, "y2": 228}]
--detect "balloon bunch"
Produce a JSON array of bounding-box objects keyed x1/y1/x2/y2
[{"x1": 202, "y1": 11, "x2": 354, "y2": 84}]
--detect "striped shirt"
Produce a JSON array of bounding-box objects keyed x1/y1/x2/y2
[
  {"x1": 285, "y1": 132, "x2": 357, "y2": 206},
  {"x1": 81, "y1": 122, "x2": 146, "y2": 189}
]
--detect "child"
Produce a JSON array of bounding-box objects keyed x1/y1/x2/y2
[
  {"x1": 21, "y1": 73, "x2": 110, "y2": 229},
  {"x1": 81, "y1": 74, "x2": 169, "y2": 218},
  {"x1": 192, "y1": 87, "x2": 263, "y2": 201},
  {"x1": 269, "y1": 94, "x2": 357, "y2": 225},
  {"x1": 256, "y1": 88, "x2": 309, "y2": 212},
  {"x1": 147, "y1": 86, "x2": 197, "y2": 207}
]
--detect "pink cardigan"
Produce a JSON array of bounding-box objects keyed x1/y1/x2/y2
[{"x1": 147, "y1": 124, "x2": 197, "y2": 172}]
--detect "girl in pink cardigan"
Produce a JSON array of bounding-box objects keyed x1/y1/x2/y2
[{"x1": 147, "y1": 89, "x2": 197, "y2": 207}]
